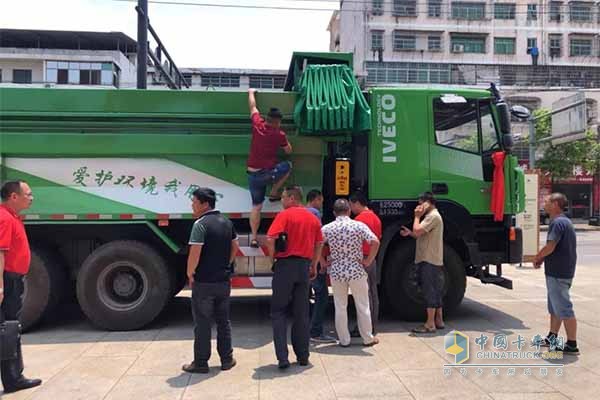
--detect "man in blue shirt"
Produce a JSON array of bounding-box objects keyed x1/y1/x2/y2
[
  {"x1": 534, "y1": 193, "x2": 579, "y2": 355},
  {"x1": 305, "y1": 190, "x2": 337, "y2": 343}
]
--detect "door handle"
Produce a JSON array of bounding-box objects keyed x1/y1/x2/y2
[{"x1": 431, "y1": 183, "x2": 448, "y2": 195}]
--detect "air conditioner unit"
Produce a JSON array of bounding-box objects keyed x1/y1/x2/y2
[{"x1": 452, "y1": 44, "x2": 465, "y2": 53}]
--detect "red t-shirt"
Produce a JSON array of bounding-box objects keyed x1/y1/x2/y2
[
  {"x1": 247, "y1": 112, "x2": 289, "y2": 170},
  {"x1": 267, "y1": 206, "x2": 323, "y2": 259},
  {"x1": 0, "y1": 204, "x2": 31, "y2": 275},
  {"x1": 355, "y1": 209, "x2": 382, "y2": 256}
]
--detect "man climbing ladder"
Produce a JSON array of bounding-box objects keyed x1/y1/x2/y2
[{"x1": 246, "y1": 89, "x2": 293, "y2": 248}]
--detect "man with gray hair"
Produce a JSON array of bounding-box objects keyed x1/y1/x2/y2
[
  {"x1": 321, "y1": 199, "x2": 380, "y2": 347},
  {"x1": 534, "y1": 192, "x2": 579, "y2": 355}
]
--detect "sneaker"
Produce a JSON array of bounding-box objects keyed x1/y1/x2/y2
[
  {"x1": 561, "y1": 344, "x2": 580, "y2": 356},
  {"x1": 310, "y1": 334, "x2": 337, "y2": 344},
  {"x1": 539, "y1": 337, "x2": 552, "y2": 348},
  {"x1": 278, "y1": 360, "x2": 291, "y2": 370},
  {"x1": 363, "y1": 337, "x2": 380, "y2": 347}
]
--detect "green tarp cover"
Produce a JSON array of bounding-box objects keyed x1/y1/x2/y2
[{"x1": 293, "y1": 64, "x2": 371, "y2": 134}]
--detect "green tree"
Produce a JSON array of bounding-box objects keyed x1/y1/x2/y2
[{"x1": 531, "y1": 108, "x2": 600, "y2": 181}]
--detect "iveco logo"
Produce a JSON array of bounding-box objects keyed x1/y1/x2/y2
[{"x1": 380, "y1": 94, "x2": 397, "y2": 163}]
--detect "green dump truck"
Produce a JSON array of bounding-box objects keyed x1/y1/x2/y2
[{"x1": 0, "y1": 53, "x2": 526, "y2": 331}]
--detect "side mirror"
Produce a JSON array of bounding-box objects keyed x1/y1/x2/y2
[
  {"x1": 510, "y1": 105, "x2": 531, "y2": 120},
  {"x1": 502, "y1": 134, "x2": 514, "y2": 150},
  {"x1": 496, "y1": 102, "x2": 511, "y2": 135}
]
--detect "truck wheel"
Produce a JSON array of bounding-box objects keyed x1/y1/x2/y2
[
  {"x1": 76, "y1": 241, "x2": 170, "y2": 330},
  {"x1": 21, "y1": 247, "x2": 67, "y2": 331},
  {"x1": 383, "y1": 241, "x2": 466, "y2": 320}
]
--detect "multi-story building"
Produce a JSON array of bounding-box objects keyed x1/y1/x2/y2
[
  {"x1": 0, "y1": 29, "x2": 137, "y2": 88},
  {"x1": 0, "y1": 29, "x2": 287, "y2": 91},
  {"x1": 329, "y1": 0, "x2": 600, "y2": 88},
  {"x1": 149, "y1": 67, "x2": 287, "y2": 91}
]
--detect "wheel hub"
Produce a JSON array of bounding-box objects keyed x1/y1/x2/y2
[{"x1": 97, "y1": 262, "x2": 149, "y2": 312}]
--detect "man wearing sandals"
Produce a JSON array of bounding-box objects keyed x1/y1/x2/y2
[
  {"x1": 400, "y1": 192, "x2": 445, "y2": 334},
  {"x1": 247, "y1": 89, "x2": 293, "y2": 248},
  {"x1": 321, "y1": 199, "x2": 380, "y2": 347}
]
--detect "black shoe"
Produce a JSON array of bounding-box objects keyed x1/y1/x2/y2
[
  {"x1": 350, "y1": 329, "x2": 361, "y2": 338},
  {"x1": 2, "y1": 377, "x2": 42, "y2": 393},
  {"x1": 278, "y1": 360, "x2": 291, "y2": 370},
  {"x1": 561, "y1": 344, "x2": 580, "y2": 356},
  {"x1": 182, "y1": 362, "x2": 209, "y2": 374},
  {"x1": 297, "y1": 358, "x2": 310, "y2": 366},
  {"x1": 221, "y1": 358, "x2": 237, "y2": 371}
]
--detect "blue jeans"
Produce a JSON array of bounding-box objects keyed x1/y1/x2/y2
[
  {"x1": 247, "y1": 161, "x2": 292, "y2": 205},
  {"x1": 309, "y1": 272, "x2": 329, "y2": 337}
]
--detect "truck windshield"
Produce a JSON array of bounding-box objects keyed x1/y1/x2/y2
[{"x1": 433, "y1": 98, "x2": 500, "y2": 154}]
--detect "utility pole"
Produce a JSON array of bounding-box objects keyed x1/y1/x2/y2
[{"x1": 137, "y1": 0, "x2": 148, "y2": 89}]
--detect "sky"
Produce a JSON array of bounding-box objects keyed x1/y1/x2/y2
[{"x1": 0, "y1": 0, "x2": 337, "y2": 70}]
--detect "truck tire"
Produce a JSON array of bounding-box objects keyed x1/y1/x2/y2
[
  {"x1": 76, "y1": 240, "x2": 170, "y2": 330},
  {"x1": 383, "y1": 241, "x2": 466, "y2": 321},
  {"x1": 21, "y1": 247, "x2": 67, "y2": 331}
]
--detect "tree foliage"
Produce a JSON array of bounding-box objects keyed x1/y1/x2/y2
[{"x1": 532, "y1": 108, "x2": 600, "y2": 180}]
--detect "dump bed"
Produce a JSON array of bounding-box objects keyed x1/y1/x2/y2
[{"x1": 0, "y1": 88, "x2": 325, "y2": 220}]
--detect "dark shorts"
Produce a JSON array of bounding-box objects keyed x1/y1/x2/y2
[
  {"x1": 418, "y1": 261, "x2": 444, "y2": 309},
  {"x1": 247, "y1": 161, "x2": 292, "y2": 205}
]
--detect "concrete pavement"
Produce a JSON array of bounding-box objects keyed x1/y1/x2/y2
[{"x1": 3, "y1": 235, "x2": 600, "y2": 399}]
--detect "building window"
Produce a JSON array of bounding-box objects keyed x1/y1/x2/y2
[
  {"x1": 494, "y1": 38, "x2": 516, "y2": 55},
  {"x1": 249, "y1": 75, "x2": 286, "y2": 89},
  {"x1": 527, "y1": 38, "x2": 538, "y2": 49},
  {"x1": 494, "y1": 37, "x2": 516, "y2": 54},
  {"x1": 549, "y1": 2, "x2": 562, "y2": 22},
  {"x1": 428, "y1": 35, "x2": 442, "y2": 51},
  {"x1": 451, "y1": 2, "x2": 486, "y2": 20},
  {"x1": 181, "y1": 73, "x2": 193, "y2": 86},
  {"x1": 451, "y1": 36, "x2": 486, "y2": 53},
  {"x1": 372, "y1": 0, "x2": 384, "y2": 15},
  {"x1": 12, "y1": 69, "x2": 32, "y2": 84},
  {"x1": 393, "y1": 32, "x2": 416, "y2": 51},
  {"x1": 392, "y1": 0, "x2": 417, "y2": 17},
  {"x1": 569, "y1": 2, "x2": 593, "y2": 22},
  {"x1": 371, "y1": 30, "x2": 384, "y2": 50},
  {"x1": 428, "y1": 0, "x2": 442, "y2": 17},
  {"x1": 527, "y1": 4, "x2": 537, "y2": 20},
  {"x1": 200, "y1": 74, "x2": 240, "y2": 87},
  {"x1": 570, "y1": 38, "x2": 593, "y2": 56},
  {"x1": 549, "y1": 34, "x2": 563, "y2": 57},
  {"x1": 365, "y1": 61, "x2": 451, "y2": 84},
  {"x1": 46, "y1": 61, "x2": 114, "y2": 86},
  {"x1": 494, "y1": 3, "x2": 516, "y2": 20}
]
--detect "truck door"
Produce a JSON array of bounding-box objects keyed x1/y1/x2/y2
[{"x1": 428, "y1": 96, "x2": 501, "y2": 215}]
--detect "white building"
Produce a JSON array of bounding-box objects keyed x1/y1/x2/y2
[
  {"x1": 0, "y1": 29, "x2": 137, "y2": 88},
  {"x1": 0, "y1": 29, "x2": 287, "y2": 91},
  {"x1": 329, "y1": 0, "x2": 600, "y2": 88}
]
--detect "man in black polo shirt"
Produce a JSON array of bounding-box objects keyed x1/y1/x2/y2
[{"x1": 183, "y1": 188, "x2": 240, "y2": 373}]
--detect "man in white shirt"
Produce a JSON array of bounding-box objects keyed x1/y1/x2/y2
[{"x1": 321, "y1": 199, "x2": 380, "y2": 347}]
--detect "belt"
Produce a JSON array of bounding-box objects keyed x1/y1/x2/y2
[{"x1": 276, "y1": 256, "x2": 311, "y2": 262}]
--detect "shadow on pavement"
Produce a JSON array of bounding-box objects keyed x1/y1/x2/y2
[
  {"x1": 252, "y1": 362, "x2": 314, "y2": 380},
  {"x1": 312, "y1": 342, "x2": 374, "y2": 356}
]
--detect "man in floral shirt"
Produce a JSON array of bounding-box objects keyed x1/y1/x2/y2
[{"x1": 321, "y1": 199, "x2": 380, "y2": 347}]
